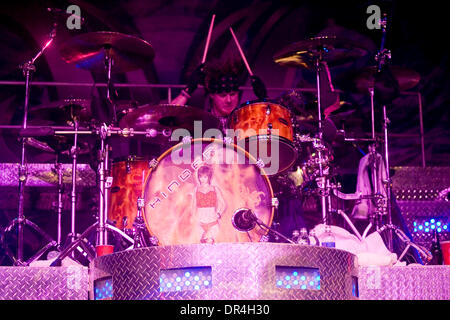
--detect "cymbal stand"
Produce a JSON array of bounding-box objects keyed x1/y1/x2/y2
[
  {"x1": 313, "y1": 53, "x2": 331, "y2": 226},
  {"x1": 131, "y1": 197, "x2": 150, "y2": 248},
  {"x1": 69, "y1": 116, "x2": 80, "y2": 248},
  {"x1": 97, "y1": 124, "x2": 109, "y2": 248},
  {"x1": 374, "y1": 13, "x2": 394, "y2": 251},
  {"x1": 105, "y1": 48, "x2": 118, "y2": 125},
  {"x1": 3, "y1": 24, "x2": 58, "y2": 265},
  {"x1": 380, "y1": 105, "x2": 393, "y2": 250},
  {"x1": 55, "y1": 160, "x2": 64, "y2": 249},
  {"x1": 50, "y1": 124, "x2": 135, "y2": 266}
]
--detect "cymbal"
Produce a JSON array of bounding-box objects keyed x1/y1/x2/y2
[
  {"x1": 25, "y1": 135, "x2": 92, "y2": 156},
  {"x1": 24, "y1": 137, "x2": 55, "y2": 153},
  {"x1": 29, "y1": 98, "x2": 92, "y2": 124},
  {"x1": 274, "y1": 36, "x2": 369, "y2": 69},
  {"x1": 119, "y1": 104, "x2": 221, "y2": 143},
  {"x1": 294, "y1": 117, "x2": 337, "y2": 143},
  {"x1": 354, "y1": 66, "x2": 420, "y2": 92},
  {"x1": 59, "y1": 31, "x2": 155, "y2": 73}
]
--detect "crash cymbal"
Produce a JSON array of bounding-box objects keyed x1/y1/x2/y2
[
  {"x1": 29, "y1": 98, "x2": 92, "y2": 124},
  {"x1": 59, "y1": 31, "x2": 155, "y2": 73},
  {"x1": 354, "y1": 65, "x2": 420, "y2": 92},
  {"x1": 274, "y1": 36, "x2": 369, "y2": 69},
  {"x1": 119, "y1": 104, "x2": 221, "y2": 143}
]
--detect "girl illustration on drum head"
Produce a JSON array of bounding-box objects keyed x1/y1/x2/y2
[{"x1": 193, "y1": 165, "x2": 226, "y2": 243}]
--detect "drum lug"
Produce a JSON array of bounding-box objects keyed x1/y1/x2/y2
[
  {"x1": 266, "y1": 104, "x2": 271, "y2": 115},
  {"x1": 182, "y1": 136, "x2": 192, "y2": 144},
  {"x1": 223, "y1": 136, "x2": 233, "y2": 145},
  {"x1": 149, "y1": 158, "x2": 159, "y2": 169},
  {"x1": 267, "y1": 123, "x2": 273, "y2": 135},
  {"x1": 271, "y1": 197, "x2": 279, "y2": 209},
  {"x1": 105, "y1": 176, "x2": 113, "y2": 188},
  {"x1": 126, "y1": 155, "x2": 136, "y2": 173},
  {"x1": 256, "y1": 158, "x2": 265, "y2": 169},
  {"x1": 149, "y1": 236, "x2": 159, "y2": 246}
]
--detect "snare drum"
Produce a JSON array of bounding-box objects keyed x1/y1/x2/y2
[
  {"x1": 228, "y1": 100, "x2": 296, "y2": 175},
  {"x1": 109, "y1": 156, "x2": 151, "y2": 230},
  {"x1": 143, "y1": 138, "x2": 275, "y2": 245}
]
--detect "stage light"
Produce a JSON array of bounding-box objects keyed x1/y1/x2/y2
[
  {"x1": 275, "y1": 266, "x2": 320, "y2": 291},
  {"x1": 94, "y1": 277, "x2": 113, "y2": 300},
  {"x1": 412, "y1": 218, "x2": 448, "y2": 235},
  {"x1": 159, "y1": 267, "x2": 212, "y2": 293}
]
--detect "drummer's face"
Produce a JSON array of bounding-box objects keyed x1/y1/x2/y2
[{"x1": 210, "y1": 91, "x2": 239, "y2": 116}]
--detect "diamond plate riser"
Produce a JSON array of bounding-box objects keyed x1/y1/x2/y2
[
  {"x1": 90, "y1": 243, "x2": 358, "y2": 300},
  {"x1": 0, "y1": 266, "x2": 89, "y2": 300},
  {"x1": 358, "y1": 265, "x2": 450, "y2": 300}
]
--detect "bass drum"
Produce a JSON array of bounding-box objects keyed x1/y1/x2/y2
[{"x1": 143, "y1": 138, "x2": 275, "y2": 245}]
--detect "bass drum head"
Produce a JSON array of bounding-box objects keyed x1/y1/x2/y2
[{"x1": 143, "y1": 138, "x2": 274, "y2": 245}]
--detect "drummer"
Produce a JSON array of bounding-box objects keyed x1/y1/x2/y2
[
  {"x1": 171, "y1": 56, "x2": 267, "y2": 131},
  {"x1": 171, "y1": 56, "x2": 306, "y2": 241}
]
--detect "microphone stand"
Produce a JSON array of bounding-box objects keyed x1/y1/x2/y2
[
  {"x1": 254, "y1": 219, "x2": 296, "y2": 244},
  {"x1": 3, "y1": 23, "x2": 58, "y2": 265},
  {"x1": 232, "y1": 208, "x2": 295, "y2": 244}
]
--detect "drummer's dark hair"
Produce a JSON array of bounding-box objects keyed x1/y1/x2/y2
[{"x1": 205, "y1": 57, "x2": 244, "y2": 93}]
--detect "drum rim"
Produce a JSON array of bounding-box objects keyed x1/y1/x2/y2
[
  {"x1": 111, "y1": 155, "x2": 149, "y2": 164},
  {"x1": 142, "y1": 137, "x2": 275, "y2": 245},
  {"x1": 229, "y1": 98, "x2": 293, "y2": 119},
  {"x1": 244, "y1": 134, "x2": 298, "y2": 172}
]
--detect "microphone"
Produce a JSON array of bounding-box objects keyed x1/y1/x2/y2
[
  {"x1": 47, "y1": 7, "x2": 85, "y2": 24},
  {"x1": 231, "y1": 208, "x2": 258, "y2": 232}
]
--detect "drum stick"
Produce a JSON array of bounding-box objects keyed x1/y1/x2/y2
[
  {"x1": 142, "y1": 170, "x2": 145, "y2": 189},
  {"x1": 202, "y1": 14, "x2": 216, "y2": 64},
  {"x1": 229, "y1": 27, "x2": 253, "y2": 76}
]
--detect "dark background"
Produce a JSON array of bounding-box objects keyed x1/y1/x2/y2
[
  {"x1": 0, "y1": 0, "x2": 448, "y2": 166},
  {"x1": 0, "y1": 0, "x2": 448, "y2": 264}
]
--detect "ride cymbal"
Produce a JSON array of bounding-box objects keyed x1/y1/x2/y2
[
  {"x1": 354, "y1": 65, "x2": 420, "y2": 92},
  {"x1": 274, "y1": 36, "x2": 369, "y2": 69}
]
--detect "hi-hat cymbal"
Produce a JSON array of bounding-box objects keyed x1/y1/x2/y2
[
  {"x1": 274, "y1": 36, "x2": 369, "y2": 69},
  {"x1": 59, "y1": 31, "x2": 155, "y2": 73},
  {"x1": 354, "y1": 65, "x2": 421, "y2": 92},
  {"x1": 119, "y1": 104, "x2": 221, "y2": 143},
  {"x1": 29, "y1": 98, "x2": 92, "y2": 124},
  {"x1": 295, "y1": 117, "x2": 337, "y2": 143}
]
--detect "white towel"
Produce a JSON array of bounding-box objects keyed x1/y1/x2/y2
[{"x1": 313, "y1": 224, "x2": 397, "y2": 267}]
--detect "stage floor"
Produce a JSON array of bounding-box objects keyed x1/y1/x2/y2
[{"x1": 0, "y1": 244, "x2": 448, "y2": 300}]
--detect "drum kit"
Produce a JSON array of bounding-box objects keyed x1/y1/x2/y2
[{"x1": 0, "y1": 14, "x2": 430, "y2": 267}]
